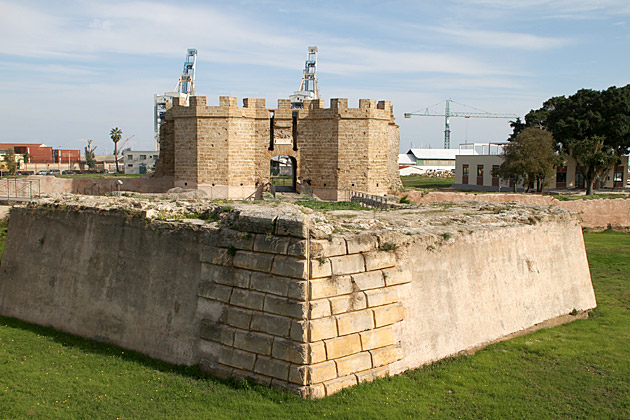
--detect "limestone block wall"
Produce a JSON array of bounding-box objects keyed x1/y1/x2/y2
[
  {"x1": 0, "y1": 205, "x2": 597, "y2": 398},
  {"x1": 157, "y1": 96, "x2": 401, "y2": 200},
  {"x1": 194, "y1": 213, "x2": 313, "y2": 395},
  {"x1": 391, "y1": 217, "x2": 597, "y2": 374},
  {"x1": 298, "y1": 98, "x2": 399, "y2": 199},
  {"x1": 154, "y1": 118, "x2": 174, "y2": 176},
  {"x1": 0, "y1": 207, "x2": 203, "y2": 365},
  {"x1": 303, "y1": 234, "x2": 410, "y2": 397}
]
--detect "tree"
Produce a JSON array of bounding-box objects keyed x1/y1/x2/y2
[
  {"x1": 569, "y1": 136, "x2": 618, "y2": 195},
  {"x1": 110, "y1": 127, "x2": 123, "y2": 173},
  {"x1": 3, "y1": 149, "x2": 18, "y2": 175},
  {"x1": 22, "y1": 152, "x2": 30, "y2": 170},
  {"x1": 507, "y1": 117, "x2": 526, "y2": 142},
  {"x1": 522, "y1": 85, "x2": 630, "y2": 195},
  {"x1": 85, "y1": 139, "x2": 97, "y2": 170},
  {"x1": 496, "y1": 127, "x2": 561, "y2": 193}
]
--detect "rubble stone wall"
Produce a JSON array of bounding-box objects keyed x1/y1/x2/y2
[
  {"x1": 404, "y1": 191, "x2": 630, "y2": 231},
  {"x1": 19, "y1": 175, "x2": 174, "y2": 195}
]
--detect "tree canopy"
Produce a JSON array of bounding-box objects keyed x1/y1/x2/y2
[
  {"x1": 85, "y1": 139, "x2": 97, "y2": 170},
  {"x1": 110, "y1": 127, "x2": 123, "y2": 173},
  {"x1": 496, "y1": 127, "x2": 561, "y2": 192},
  {"x1": 519, "y1": 84, "x2": 630, "y2": 194},
  {"x1": 2, "y1": 149, "x2": 17, "y2": 175}
]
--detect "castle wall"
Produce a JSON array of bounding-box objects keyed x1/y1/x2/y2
[
  {"x1": 297, "y1": 100, "x2": 339, "y2": 199},
  {"x1": 0, "y1": 208, "x2": 203, "y2": 364},
  {"x1": 0, "y1": 206, "x2": 596, "y2": 398},
  {"x1": 391, "y1": 218, "x2": 596, "y2": 373},
  {"x1": 154, "y1": 119, "x2": 174, "y2": 176},
  {"x1": 160, "y1": 96, "x2": 400, "y2": 200}
]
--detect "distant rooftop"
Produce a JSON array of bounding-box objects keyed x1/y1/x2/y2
[
  {"x1": 407, "y1": 148, "x2": 478, "y2": 160},
  {"x1": 458, "y1": 142, "x2": 508, "y2": 156}
]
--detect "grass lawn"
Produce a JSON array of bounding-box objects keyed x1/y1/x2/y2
[
  {"x1": 1, "y1": 232, "x2": 629, "y2": 419},
  {"x1": 553, "y1": 193, "x2": 630, "y2": 201},
  {"x1": 401, "y1": 175, "x2": 454, "y2": 190}
]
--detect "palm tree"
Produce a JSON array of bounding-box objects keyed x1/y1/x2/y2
[{"x1": 110, "y1": 127, "x2": 123, "y2": 173}]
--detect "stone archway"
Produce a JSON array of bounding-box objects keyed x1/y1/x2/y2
[{"x1": 270, "y1": 155, "x2": 297, "y2": 192}]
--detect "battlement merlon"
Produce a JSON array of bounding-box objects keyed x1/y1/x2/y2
[
  {"x1": 297, "y1": 98, "x2": 395, "y2": 121},
  {"x1": 169, "y1": 96, "x2": 270, "y2": 119},
  {"x1": 169, "y1": 96, "x2": 395, "y2": 121}
]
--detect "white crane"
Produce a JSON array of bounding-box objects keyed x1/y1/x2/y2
[
  {"x1": 290, "y1": 46, "x2": 320, "y2": 109},
  {"x1": 154, "y1": 48, "x2": 198, "y2": 151}
]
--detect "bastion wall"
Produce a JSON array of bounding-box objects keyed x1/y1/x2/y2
[
  {"x1": 154, "y1": 96, "x2": 402, "y2": 200},
  {"x1": 0, "y1": 206, "x2": 596, "y2": 398}
]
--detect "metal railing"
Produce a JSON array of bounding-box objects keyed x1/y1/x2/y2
[
  {"x1": 0, "y1": 178, "x2": 41, "y2": 201},
  {"x1": 349, "y1": 191, "x2": 394, "y2": 209}
]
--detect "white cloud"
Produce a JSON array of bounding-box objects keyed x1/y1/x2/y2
[
  {"x1": 453, "y1": 0, "x2": 630, "y2": 17},
  {"x1": 0, "y1": 1, "x2": 516, "y2": 79},
  {"x1": 432, "y1": 27, "x2": 570, "y2": 50},
  {"x1": 320, "y1": 45, "x2": 515, "y2": 76}
]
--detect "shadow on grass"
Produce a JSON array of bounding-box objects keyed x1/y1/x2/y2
[{"x1": 0, "y1": 314, "x2": 283, "y2": 397}]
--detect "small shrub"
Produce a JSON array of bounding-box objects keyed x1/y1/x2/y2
[
  {"x1": 443, "y1": 232, "x2": 452, "y2": 240},
  {"x1": 296, "y1": 200, "x2": 366, "y2": 211},
  {"x1": 183, "y1": 211, "x2": 219, "y2": 222},
  {"x1": 318, "y1": 256, "x2": 328, "y2": 265},
  {"x1": 381, "y1": 242, "x2": 398, "y2": 251},
  {"x1": 227, "y1": 245, "x2": 237, "y2": 257},
  {"x1": 399, "y1": 195, "x2": 411, "y2": 204}
]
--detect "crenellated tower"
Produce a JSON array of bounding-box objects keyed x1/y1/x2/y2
[{"x1": 155, "y1": 96, "x2": 401, "y2": 200}]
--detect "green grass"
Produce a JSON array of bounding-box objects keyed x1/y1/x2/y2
[
  {"x1": 0, "y1": 220, "x2": 7, "y2": 258},
  {"x1": 553, "y1": 193, "x2": 630, "y2": 201},
  {"x1": 1, "y1": 232, "x2": 629, "y2": 419},
  {"x1": 296, "y1": 200, "x2": 368, "y2": 211},
  {"x1": 270, "y1": 175, "x2": 293, "y2": 187},
  {"x1": 401, "y1": 175, "x2": 454, "y2": 190}
]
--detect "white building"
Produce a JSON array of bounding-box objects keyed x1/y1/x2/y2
[
  {"x1": 398, "y1": 148, "x2": 478, "y2": 174},
  {"x1": 453, "y1": 142, "x2": 629, "y2": 191},
  {"x1": 123, "y1": 150, "x2": 158, "y2": 175}
]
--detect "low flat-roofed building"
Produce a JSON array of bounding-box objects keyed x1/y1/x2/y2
[
  {"x1": 453, "y1": 142, "x2": 629, "y2": 191},
  {"x1": 0, "y1": 143, "x2": 54, "y2": 163},
  {"x1": 399, "y1": 148, "x2": 478, "y2": 174},
  {"x1": 123, "y1": 150, "x2": 158, "y2": 174}
]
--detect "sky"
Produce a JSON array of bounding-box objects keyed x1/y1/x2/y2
[{"x1": 1, "y1": 0, "x2": 629, "y2": 155}]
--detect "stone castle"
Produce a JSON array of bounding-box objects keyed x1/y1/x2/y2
[{"x1": 155, "y1": 96, "x2": 402, "y2": 200}]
